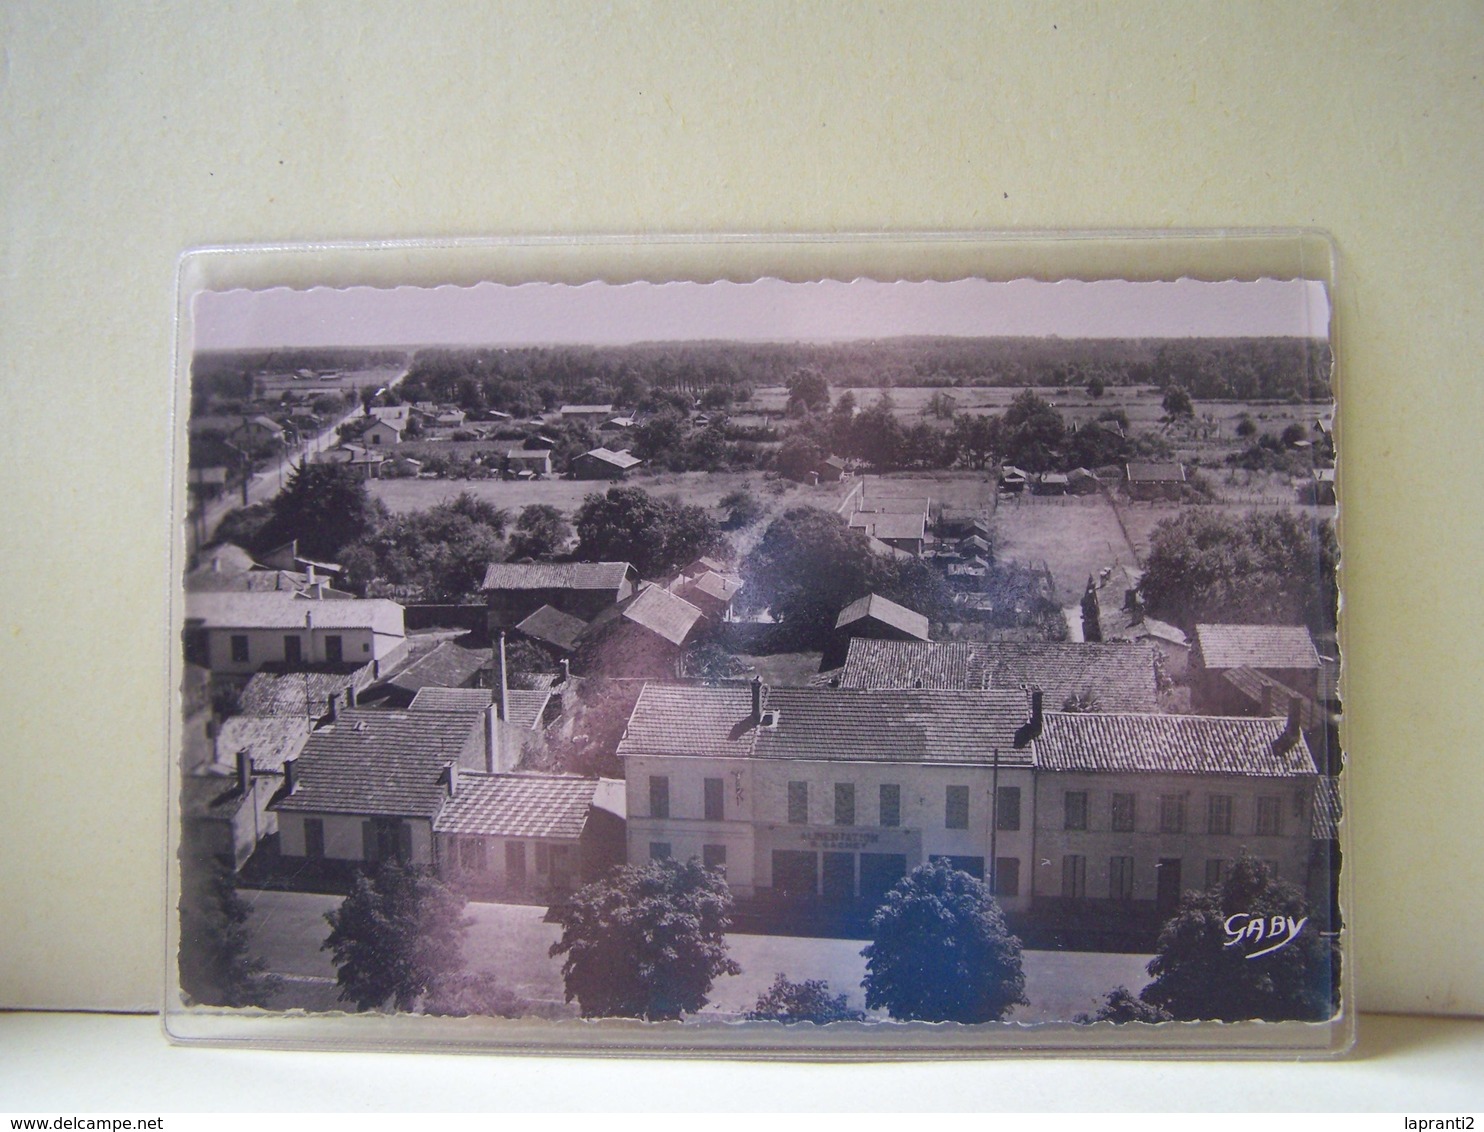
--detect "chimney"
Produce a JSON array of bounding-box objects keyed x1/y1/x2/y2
[
  {"x1": 1013, "y1": 688, "x2": 1044, "y2": 749},
  {"x1": 283, "y1": 756, "x2": 298, "y2": 794},
  {"x1": 485, "y1": 705, "x2": 499, "y2": 774},
  {"x1": 306, "y1": 562, "x2": 316, "y2": 586},
  {"x1": 560, "y1": 657, "x2": 570, "y2": 683},
  {"x1": 345, "y1": 686, "x2": 356, "y2": 710},
  {"x1": 305, "y1": 609, "x2": 314, "y2": 630},
  {"x1": 496, "y1": 632, "x2": 509, "y2": 724},
  {"x1": 1271, "y1": 696, "x2": 1303, "y2": 757},
  {"x1": 751, "y1": 675, "x2": 763, "y2": 722},
  {"x1": 235, "y1": 748, "x2": 252, "y2": 797},
  {"x1": 327, "y1": 689, "x2": 339, "y2": 722},
  {"x1": 444, "y1": 761, "x2": 459, "y2": 798}
]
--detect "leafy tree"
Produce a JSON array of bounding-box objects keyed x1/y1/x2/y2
[
  {"x1": 1281, "y1": 422, "x2": 1309, "y2": 447},
  {"x1": 700, "y1": 384, "x2": 734, "y2": 411},
  {"x1": 210, "y1": 501, "x2": 274, "y2": 552},
  {"x1": 632, "y1": 411, "x2": 687, "y2": 466},
  {"x1": 322, "y1": 863, "x2": 473, "y2": 1012},
  {"x1": 549, "y1": 856, "x2": 741, "y2": 1020},
  {"x1": 178, "y1": 852, "x2": 279, "y2": 1008},
  {"x1": 850, "y1": 397, "x2": 905, "y2": 468},
  {"x1": 785, "y1": 369, "x2": 831, "y2": 415},
  {"x1": 746, "y1": 974, "x2": 865, "y2": 1023},
  {"x1": 340, "y1": 492, "x2": 506, "y2": 601},
  {"x1": 1162, "y1": 385, "x2": 1195, "y2": 418},
  {"x1": 741, "y1": 507, "x2": 946, "y2": 637},
  {"x1": 860, "y1": 859, "x2": 1028, "y2": 1023},
  {"x1": 1234, "y1": 415, "x2": 1257, "y2": 438},
  {"x1": 1087, "y1": 376, "x2": 1105, "y2": 398},
  {"x1": 1074, "y1": 986, "x2": 1173, "y2": 1024},
  {"x1": 718, "y1": 486, "x2": 765, "y2": 529},
  {"x1": 257, "y1": 461, "x2": 384, "y2": 561},
  {"x1": 1064, "y1": 420, "x2": 1126, "y2": 469},
  {"x1": 950, "y1": 412, "x2": 1004, "y2": 470},
  {"x1": 507, "y1": 503, "x2": 572, "y2": 561},
  {"x1": 1142, "y1": 856, "x2": 1339, "y2": 1022},
  {"x1": 1140, "y1": 509, "x2": 1337, "y2": 632},
  {"x1": 926, "y1": 390, "x2": 959, "y2": 419},
  {"x1": 1002, "y1": 391, "x2": 1065, "y2": 472},
  {"x1": 775, "y1": 435, "x2": 825, "y2": 481},
  {"x1": 573, "y1": 487, "x2": 726, "y2": 579}
]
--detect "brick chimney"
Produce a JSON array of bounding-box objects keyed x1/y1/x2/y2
[
  {"x1": 751, "y1": 675, "x2": 763, "y2": 723},
  {"x1": 283, "y1": 756, "x2": 298, "y2": 794},
  {"x1": 1271, "y1": 695, "x2": 1303, "y2": 757},
  {"x1": 1013, "y1": 688, "x2": 1044, "y2": 749},
  {"x1": 444, "y1": 760, "x2": 459, "y2": 798},
  {"x1": 235, "y1": 748, "x2": 252, "y2": 797}
]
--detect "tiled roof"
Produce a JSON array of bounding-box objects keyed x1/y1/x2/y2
[
  {"x1": 238, "y1": 670, "x2": 361, "y2": 717},
  {"x1": 273, "y1": 709, "x2": 483, "y2": 818},
  {"x1": 193, "y1": 544, "x2": 258, "y2": 576},
  {"x1": 848, "y1": 512, "x2": 926, "y2": 542},
  {"x1": 757, "y1": 688, "x2": 1035, "y2": 764},
  {"x1": 481, "y1": 561, "x2": 632, "y2": 593},
  {"x1": 213, "y1": 715, "x2": 311, "y2": 771},
  {"x1": 1195, "y1": 624, "x2": 1320, "y2": 671},
  {"x1": 410, "y1": 686, "x2": 552, "y2": 731},
  {"x1": 580, "y1": 447, "x2": 642, "y2": 470},
  {"x1": 982, "y1": 642, "x2": 1159, "y2": 713},
  {"x1": 1126, "y1": 462, "x2": 1186, "y2": 483},
  {"x1": 561, "y1": 404, "x2": 615, "y2": 414},
  {"x1": 838, "y1": 639, "x2": 990, "y2": 691},
  {"x1": 433, "y1": 773, "x2": 598, "y2": 838},
  {"x1": 622, "y1": 585, "x2": 705, "y2": 646},
  {"x1": 684, "y1": 556, "x2": 731, "y2": 578},
  {"x1": 185, "y1": 593, "x2": 404, "y2": 634},
  {"x1": 186, "y1": 569, "x2": 313, "y2": 595},
  {"x1": 386, "y1": 641, "x2": 490, "y2": 693},
  {"x1": 1311, "y1": 777, "x2": 1342, "y2": 838},
  {"x1": 686, "y1": 571, "x2": 742, "y2": 603},
  {"x1": 181, "y1": 771, "x2": 252, "y2": 821},
  {"x1": 616, "y1": 683, "x2": 761, "y2": 759},
  {"x1": 1036, "y1": 713, "x2": 1317, "y2": 776},
  {"x1": 835, "y1": 593, "x2": 930, "y2": 640},
  {"x1": 1220, "y1": 667, "x2": 1336, "y2": 731},
  {"x1": 515, "y1": 604, "x2": 589, "y2": 652}
]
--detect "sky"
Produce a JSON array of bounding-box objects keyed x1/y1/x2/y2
[{"x1": 192, "y1": 277, "x2": 1331, "y2": 351}]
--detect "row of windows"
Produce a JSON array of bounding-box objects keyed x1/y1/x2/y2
[
  {"x1": 648, "y1": 777, "x2": 1291, "y2": 838},
  {"x1": 228, "y1": 633, "x2": 347, "y2": 664},
  {"x1": 1060, "y1": 790, "x2": 1285, "y2": 836},
  {"x1": 1059, "y1": 854, "x2": 1280, "y2": 899}
]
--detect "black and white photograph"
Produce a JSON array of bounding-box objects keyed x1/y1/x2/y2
[{"x1": 172, "y1": 265, "x2": 1343, "y2": 1053}]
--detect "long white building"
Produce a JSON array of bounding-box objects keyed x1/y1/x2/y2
[{"x1": 617, "y1": 680, "x2": 1322, "y2": 923}]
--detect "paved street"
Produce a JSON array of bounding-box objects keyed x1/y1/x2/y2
[{"x1": 242, "y1": 889, "x2": 1152, "y2": 1022}]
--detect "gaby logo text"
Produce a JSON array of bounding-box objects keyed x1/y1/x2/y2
[{"x1": 1223, "y1": 913, "x2": 1308, "y2": 959}]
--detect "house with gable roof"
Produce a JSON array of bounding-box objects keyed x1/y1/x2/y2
[
  {"x1": 1191, "y1": 623, "x2": 1322, "y2": 712},
  {"x1": 615, "y1": 678, "x2": 1323, "y2": 930},
  {"x1": 822, "y1": 592, "x2": 931, "y2": 670},
  {"x1": 481, "y1": 560, "x2": 637, "y2": 633}
]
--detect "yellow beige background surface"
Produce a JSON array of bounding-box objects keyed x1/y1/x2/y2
[{"x1": 1, "y1": 2, "x2": 1480, "y2": 1028}]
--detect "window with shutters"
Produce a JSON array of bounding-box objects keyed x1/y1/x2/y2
[
  {"x1": 879, "y1": 783, "x2": 900, "y2": 827},
  {"x1": 997, "y1": 786, "x2": 1021, "y2": 831},
  {"x1": 1159, "y1": 794, "x2": 1186, "y2": 834},
  {"x1": 1062, "y1": 854, "x2": 1086, "y2": 898},
  {"x1": 945, "y1": 785, "x2": 970, "y2": 830},
  {"x1": 1111, "y1": 792, "x2": 1136, "y2": 832},
  {"x1": 787, "y1": 781, "x2": 808, "y2": 824},
  {"x1": 834, "y1": 783, "x2": 855, "y2": 826},
  {"x1": 1208, "y1": 794, "x2": 1233, "y2": 835},
  {"x1": 1064, "y1": 790, "x2": 1088, "y2": 831},
  {"x1": 1256, "y1": 795, "x2": 1282, "y2": 836},
  {"x1": 1110, "y1": 855, "x2": 1135, "y2": 900},
  {"x1": 649, "y1": 775, "x2": 670, "y2": 819},
  {"x1": 703, "y1": 777, "x2": 724, "y2": 821}
]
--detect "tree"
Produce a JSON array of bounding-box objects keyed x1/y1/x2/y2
[
  {"x1": 257, "y1": 461, "x2": 384, "y2": 561},
  {"x1": 746, "y1": 974, "x2": 866, "y2": 1023},
  {"x1": 1074, "y1": 985, "x2": 1172, "y2": 1024},
  {"x1": 573, "y1": 487, "x2": 726, "y2": 578},
  {"x1": 850, "y1": 397, "x2": 905, "y2": 468},
  {"x1": 507, "y1": 503, "x2": 572, "y2": 560},
  {"x1": 210, "y1": 501, "x2": 274, "y2": 551},
  {"x1": 741, "y1": 506, "x2": 946, "y2": 638},
  {"x1": 1162, "y1": 385, "x2": 1195, "y2": 418},
  {"x1": 861, "y1": 859, "x2": 1028, "y2": 1023},
  {"x1": 1139, "y1": 509, "x2": 1337, "y2": 633},
  {"x1": 548, "y1": 856, "x2": 741, "y2": 1020},
  {"x1": 340, "y1": 493, "x2": 506, "y2": 601},
  {"x1": 1234, "y1": 414, "x2": 1257, "y2": 438},
  {"x1": 1087, "y1": 376, "x2": 1105, "y2": 398},
  {"x1": 1002, "y1": 391, "x2": 1065, "y2": 472},
  {"x1": 775, "y1": 435, "x2": 825, "y2": 482},
  {"x1": 1281, "y1": 421, "x2": 1309, "y2": 447},
  {"x1": 926, "y1": 389, "x2": 959, "y2": 419},
  {"x1": 950, "y1": 413, "x2": 1004, "y2": 470},
  {"x1": 785, "y1": 369, "x2": 831, "y2": 415},
  {"x1": 1141, "y1": 856, "x2": 1338, "y2": 1022},
  {"x1": 718, "y1": 486, "x2": 765, "y2": 529},
  {"x1": 322, "y1": 864, "x2": 473, "y2": 1012},
  {"x1": 178, "y1": 852, "x2": 279, "y2": 1008}
]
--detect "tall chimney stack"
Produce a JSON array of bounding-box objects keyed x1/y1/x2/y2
[
  {"x1": 444, "y1": 761, "x2": 459, "y2": 798},
  {"x1": 1013, "y1": 687, "x2": 1045, "y2": 749},
  {"x1": 496, "y1": 632, "x2": 509, "y2": 723},
  {"x1": 235, "y1": 748, "x2": 252, "y2": 798},
  {"x1": 283, "y1": 756, "x2": 297, "y2": 794},
  {"x1": 751, "y1": 675, "x2": 763, "y2": 722}
]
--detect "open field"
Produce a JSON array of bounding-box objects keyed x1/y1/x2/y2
[{"x1": 992, "y1": 494, "x2": 1137, "y2": 605}]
